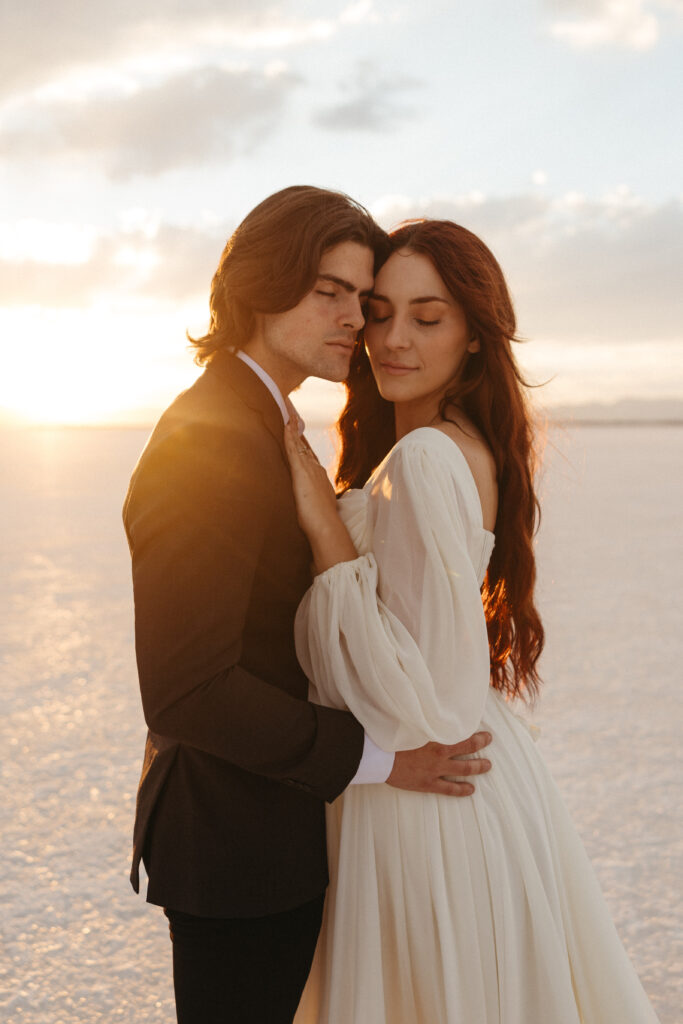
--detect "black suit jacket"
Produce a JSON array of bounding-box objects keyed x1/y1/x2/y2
[{"x1": 123, "y1": 351, "x2": 365, "y2": 918}]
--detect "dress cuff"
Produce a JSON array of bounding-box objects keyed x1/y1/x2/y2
[
  {"x1": 314, "y1": 553, "x2": 373, "y2": 585},
  {"x1": 349, "y1": 733, "x2": 395, "y2": 785}
]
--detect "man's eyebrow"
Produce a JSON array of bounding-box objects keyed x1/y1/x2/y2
[
  {"x1": 318, "y1": 273, "x2": 372, "y2": 296},
  {"x1": 370, "y1": 292, "x2": 450, "y2": 305}
]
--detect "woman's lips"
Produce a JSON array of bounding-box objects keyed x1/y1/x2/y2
[{"x1": 380, "y1": 362, "x2": 418, "y2": 376}]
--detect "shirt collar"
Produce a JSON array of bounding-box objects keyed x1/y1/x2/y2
[
  {"x1": 236, "y1": 350, "x2": 290, "y2": 423},
  {"x1": 235, "y1": 350, "x2": 305, "y2": 432}
]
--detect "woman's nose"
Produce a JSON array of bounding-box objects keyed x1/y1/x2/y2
[{"x1": 384, "y1": 318, "x2": 410, "y2": 350}]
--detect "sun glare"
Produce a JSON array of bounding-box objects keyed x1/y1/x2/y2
[
  {"x1": 0, "y1": 220, "x2": 97, "y2": 265},
  {"x1": 0, "y1": 305, "x2": 201, "y2": 426}
]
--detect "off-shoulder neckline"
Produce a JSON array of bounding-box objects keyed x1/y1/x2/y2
[{"x1": 387, "y1": 426, "x2": 496, "y2": 539}]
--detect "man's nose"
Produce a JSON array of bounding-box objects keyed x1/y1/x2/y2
[{"x1": 341, "y1": 295, "x2": 366, "y2": 331}]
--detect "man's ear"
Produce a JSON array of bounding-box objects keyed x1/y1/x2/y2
[{"x1": 251, "y1": 311, "x2": 265, "y2": 336}]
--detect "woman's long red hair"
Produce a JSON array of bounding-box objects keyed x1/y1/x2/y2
[{"x1": 336, "y1": 219, "x2": 544, "y2": 701}]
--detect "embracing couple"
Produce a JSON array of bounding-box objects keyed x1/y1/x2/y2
[{"x1": 123, "y1": 186, "x2": 658, "y2": 1023}]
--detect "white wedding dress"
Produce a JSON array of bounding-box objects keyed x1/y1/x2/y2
[{"x1": 293, "y1": 427, "x2": 659, "y2": 1024}]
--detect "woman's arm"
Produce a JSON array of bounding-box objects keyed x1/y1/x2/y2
[
  {"x1": 284, "y1": 419, "x2": 493, "y2": 791},
  {"x1": 289, "y1": 430, "x2": 492, "y2": 750}
]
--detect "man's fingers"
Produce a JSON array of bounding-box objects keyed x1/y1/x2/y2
[
  {"x1": 429, "y1": 779, "x2": 476, "y2": 798},
  {"x1": 442, "y1": 731, "x2": 492, "y2": 757},
  {"x1": 388, "y1": 736, "x2": 494, "y2": 796},
  {"x1": 441, "y1": 757, "x2": 491, "y2": 777}
]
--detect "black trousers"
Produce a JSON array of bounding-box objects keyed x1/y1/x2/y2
[{"x1": 164, "y1": 894, "x2": 325, "y2": 1024}]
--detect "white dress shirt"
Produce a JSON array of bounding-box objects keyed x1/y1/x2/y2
[{"x1": 236, "y1": 349, "x2": 395, "y2": 785}]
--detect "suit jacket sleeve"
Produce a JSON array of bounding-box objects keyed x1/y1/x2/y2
[{"x1": 124, "y1": 419, "x2": 364, "y2": 803}]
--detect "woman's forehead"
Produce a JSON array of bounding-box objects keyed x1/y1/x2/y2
[{"x1": 374, "y1": 249, "x2": 447, "y2": 299}]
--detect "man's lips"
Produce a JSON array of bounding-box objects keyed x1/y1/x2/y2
[
  {"x1": 380, "y1": 361, "x2": 418, "y2": 375},
  {"x1": 326, "y1": 340, "x2": 354, "y2": 353}
]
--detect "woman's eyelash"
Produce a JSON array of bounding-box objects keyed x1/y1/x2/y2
[
  {"x1": 316, "y1": 289, "x2": 335, "y2": 298},
  {"x1": 368, "y1": 314, "x2": 440, "y2": 326}
]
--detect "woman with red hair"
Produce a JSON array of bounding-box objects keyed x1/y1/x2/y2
[{"x1": 286, "y1": 220, "x2": 658, "y2": 1023}]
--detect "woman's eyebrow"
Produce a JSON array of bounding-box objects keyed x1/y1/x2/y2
[{"x1": 369, "y1": 292, "x2": 449, "y2": 305}]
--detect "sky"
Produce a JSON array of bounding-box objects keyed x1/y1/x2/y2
[{"x1": 0, "y1": 0, "x2": 681, "y2": 425}]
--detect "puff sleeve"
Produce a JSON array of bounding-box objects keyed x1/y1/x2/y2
[{"x1": 294, "y1": 434, "x2": 492, "y2": 751}]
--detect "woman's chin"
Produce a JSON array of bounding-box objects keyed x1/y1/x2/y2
[{"x1": 375, "y1": 380, "x2": 416, "y2": 404}]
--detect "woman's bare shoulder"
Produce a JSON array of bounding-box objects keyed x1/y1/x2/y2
[
  {"x1": 432, "y1": 419, "x2": 498, "y2": 529},
  {"x1": 431, "y1": 418, "x2": 495, "y2": 474}
]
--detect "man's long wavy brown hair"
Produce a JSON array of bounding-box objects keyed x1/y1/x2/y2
[
  {"x1": 188, "y1": 185, "x2": 389, "y2": 364},
  {"x1": 336, "y1": 219, "x2": 544, "y2": 701}
]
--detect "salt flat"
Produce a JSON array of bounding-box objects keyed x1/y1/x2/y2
[{"x1": 1, "y1": 424, "x2": 681, "y2": 1023}]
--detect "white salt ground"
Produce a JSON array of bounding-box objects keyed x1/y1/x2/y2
[{"x1": 0, "y1": 423, "x2": 680, "y2": 1023}]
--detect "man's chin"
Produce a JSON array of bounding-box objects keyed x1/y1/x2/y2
[{"x1": 312, "y1": 357, "x2": 352, "y2": 383}]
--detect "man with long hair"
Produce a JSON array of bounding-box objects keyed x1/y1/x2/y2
[{"x1": 123, "y1": 186, "x2": 492, "y2": 1023}]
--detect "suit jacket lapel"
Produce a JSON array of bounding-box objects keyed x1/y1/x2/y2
[{"x1": 208, "y1": 349, "x2": 287, "y2": 455}]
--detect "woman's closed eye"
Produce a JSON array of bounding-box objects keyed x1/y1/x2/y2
[
  {"x1": 316, "y1": 289, "x2": 336, "y2": 298},
  {"x1": 416, "y1": 318, "x2": 441, "y2": 327}
]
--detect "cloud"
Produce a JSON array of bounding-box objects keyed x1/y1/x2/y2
[
  {"x1": 0, "y1": 2, "x2": 376, "y2": 101},
  {"x1": 339, "y1": 0, "x2": 382, "y2": 24},
  {"x1": 0, "y1": 1, "x2": 314, "y2": 98},
  {"x1": 0, "y1": 221, "x2": 230, "y2": 308},
  {"x1": 313, "y1": 61, "x2": 422, "y2": 132},
  {"x1": 547, "y1": 0, "x2": 682, "y2": 50},
  {"x1": 372, "y1": 190, "x2": 683, "y2": 343},
  {"x1": 0, "y1": 65, "x2": 300, "y2": 179}
]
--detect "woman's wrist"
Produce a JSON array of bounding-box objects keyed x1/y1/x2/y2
[{"x1": 309, "y1": 519, "x2": 358, "y2": 574}]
